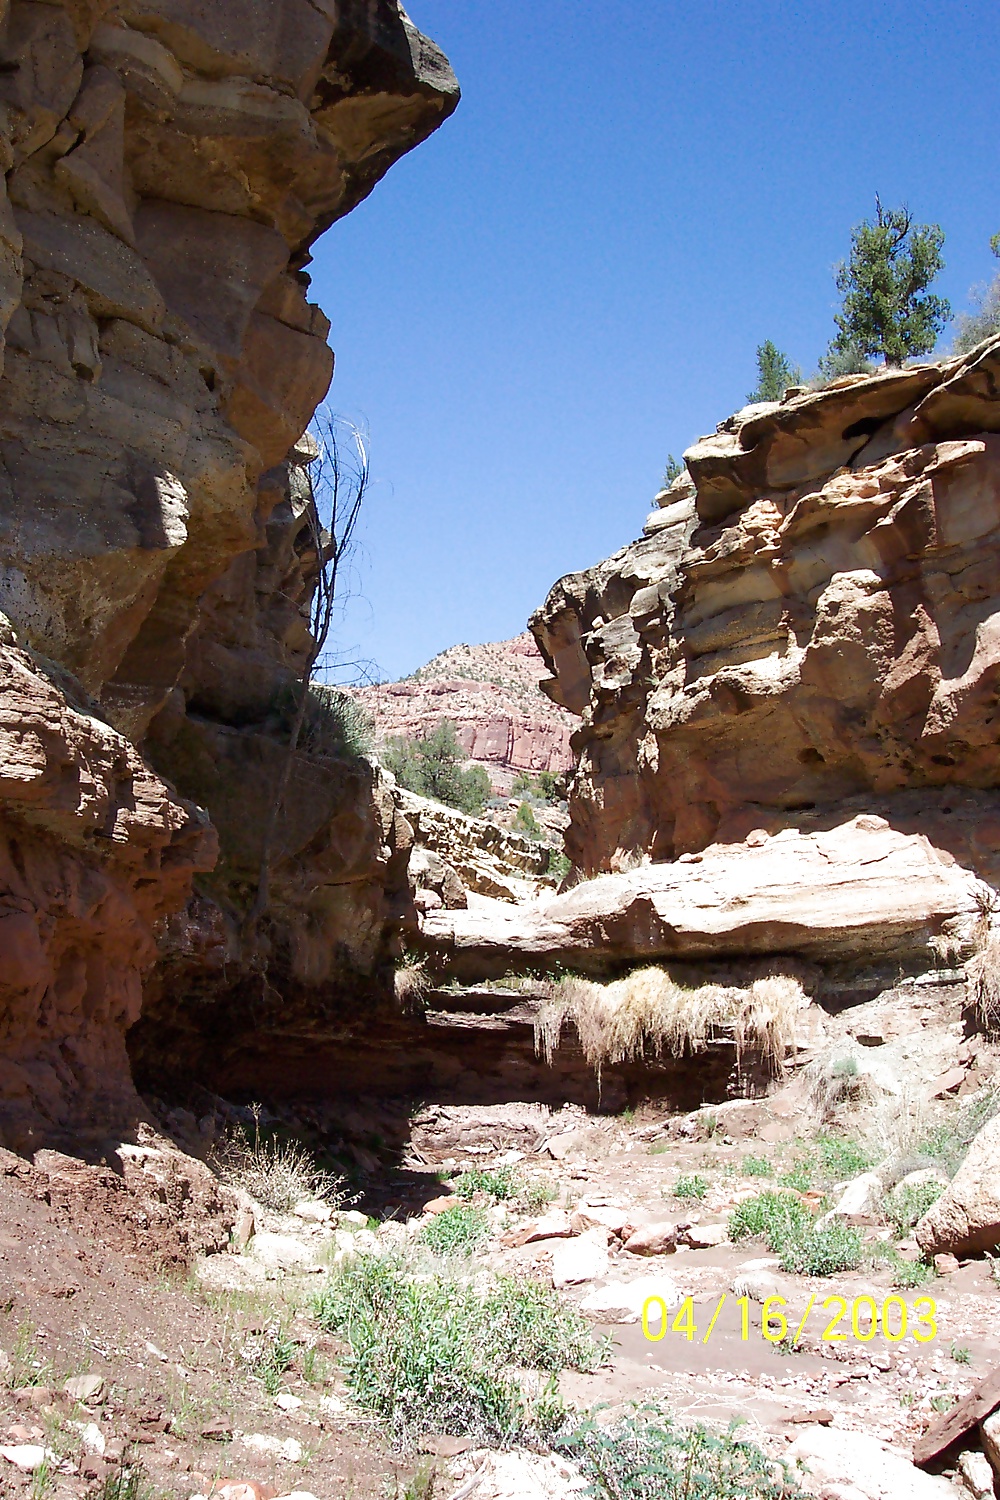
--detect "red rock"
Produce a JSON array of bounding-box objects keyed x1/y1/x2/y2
[
  {"x1": 623, "y1": 1221, "x2": 678, "y2": 1256},
  {"x1": 422, "y1": 1196, "x2": 460, "y2": 1216}
]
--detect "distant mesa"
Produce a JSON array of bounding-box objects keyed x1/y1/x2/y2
[{"x1": 351, "y1": 632, "x2": 576, "y2": 794}]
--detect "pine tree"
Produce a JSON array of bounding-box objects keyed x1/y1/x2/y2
[
  {"x1": 747, "y1": 340, "x2": 801, "y2": 402},
  {"x1": 832, "y1": 196, "x2": 950, "y2": 366}
]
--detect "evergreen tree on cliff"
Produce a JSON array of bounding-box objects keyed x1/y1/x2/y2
[
  {"x1": 747, "y1": 340, "x2": 801, "y2": 402},
  {"x1": 832, "y1": 196, "x2": 950, "y2": 366}
]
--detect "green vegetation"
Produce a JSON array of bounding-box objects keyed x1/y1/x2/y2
[
  {"x1": 778, "y1": 1222, "x2": 864, "y2": 1277},
  {"x1": 674, "y1": 1174, "x2": 709, "y2": 1200},
  {"x1": 885, "y1": 1250, "x2": 936, "y2": 1290},
  {"x1": 556, "y1": 1404, "x2": 803, "y2": 1499},
  {"x1": 512, "y1": 769, "x2": 562, "y2": 802},
  {"x1": 450, "y1": 1164, "x2": 521, "y2": 1201},
  {"x1": 662, "y1": 454, "x2": 684, "y2": 489},
  {"x1": 743, "y1": 1154, "x2": 773, "y2": 1178},
  {"x1": 747, "y1": 340, "x2": 801, "y2": 402},
  {"x1": 312, "y1": 1255, "x2": 605, "y2": 1444},
  {"x1": 883, "y1": 1181, "x2": 943, "y2": 1238},
  {"x1": 418, "y1": 1203, "x2": 490, "y2": 1256},
  {"x1": 238, "y1": 1322, "x2": 298, "y2": 1395},
  {"x1": 95, "y1": 1459, "x2": 151, "y2": 1500},
  {"x1": 514, "y1": 800, "x2": 541, "y2": 837},
  {"x1": 951, "y1": 1343, "x2": 971, "y2": 1365},
  {"x1": 730, "y1": 1189, "x2": 862, "y2": 1275},
  {"x1": 816, "y1": 1134, "x2": 872, "y2": 1180},
  {"x1": 546, "y1": 849, "x2": 571, "y2": 882},
  {"x1": 831, "y1": 196, "x2": 950, "y2": 366},
  {"x1": 729, "y1": 1191, "x2": 812, "y2": 1247},
  {"x1": 382, "y1": 718, "x2": 491, "y2": 816},
  {"x1": 915, "y1": 1088, "x2": 1000, "y2": 1177}
]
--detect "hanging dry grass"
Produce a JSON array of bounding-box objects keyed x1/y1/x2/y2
[
  {"x1": 534, "y1": 966, "x2": 804, "y2": 1082},
  {"x1": 967, "y1": 933, "x2": 1000, "y2": 1035}
]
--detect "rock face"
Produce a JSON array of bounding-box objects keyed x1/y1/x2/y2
[
  {"x1": 531, "y1": 344, "x2": 1000, "y2": 880},
  {"x1": 0, "y1": 0, "x2": 459, "y2": 1132},
  {"x1": 0, "y1": 639, "x2": 213, "y2": 1149},
  {"x1": 353, "y1": 633, "x2": 576, "y2": 793},
  {"x1": 423, "y1": 812, "x2": 983, "y2": 980}
]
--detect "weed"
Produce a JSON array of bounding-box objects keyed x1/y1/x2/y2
[
  {"x1": 418, "y1": 1204, "x2": 490, "y2": 1256},
  {"x1": 211, "y1": 1105, "x2": 348, "y2": 1213},
  {"x1": 29, "y1": 1457, "x2": 54, "y2": 1500},
  {"x1": 301, "y1": 1345, "x2": 328, "y2": 1386},
  {"x1": 884, "y1": 1250, "x2": 936, "y2": 1289},
  {"x1": 8, "y1": 1324, "x2": 53, "y2": 1389},
  {"x1": 743, "y1": 1155, "x2": 773, "y2": 1178},
  {"x1": 674, "y1": 1174, "x2": 709, "y2": 1200},
  {"x1": 395, "y1": 952, "x2": 430, "y2": 1013},
  {"x1": 729, "y1": 1192, "x2": 812, "y2": 1249},
  {"x1": 816, "y1": 1134, "x2": 872, "y2": 1181},
  {"x1": 808, "y1": 1051, "x2": 881, "y2": 1120},
  {"x1": 556, "y1": 1402, "x2": 804, "y2": 1498},
  {"x1": 450, "y1": 1165, "x2": 521, "y2": 1202},
  {"x1": 517, "y1": 1178, "x2": 558, "y2": 1214},
  {"x1": 931, "y1": 1393, "x2": 956, "y2": 1413},
  {"x1": 916, "y1": 1089, "x2": 1000, "y2": 1178},
  {"x1": 967, "y1": 920, "x2": 1000, "y2": 1033},
  {"x1": 312, "y1": 1254, "x2": 605, "y2": 1444},
  {"x1": 883, "y1": 1181, "x2": 943, "y2": 1237},
  {"x1": 986, "y1": 1251, "x2": 1000, "y2": 1289},
  {"x1": 95, "y1": 1456, "x2": 151, "y2": 1500},
  {"x1": 778, "y1": 1157, "x2": 815, "y2": 1193},
  {"x1": 392, "y1": 1463, "x2": 437, "y2": 1500},
  {"x1": 779, "y1": 1223, "x2": 864, "y2": 1277},
  {"x1": 951, "y1": 1343, "x2": 971, "y2": 1365},
  {"x1": 237, "y1": 1323, "x2": 297, "y2": 1394}
]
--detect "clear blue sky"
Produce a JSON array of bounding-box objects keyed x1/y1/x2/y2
[{"x1": 308, "y1": 0, "x2": 1000, "y2": 684}]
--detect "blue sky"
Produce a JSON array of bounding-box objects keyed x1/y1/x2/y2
[{"x1": 308, "y1": 1, "x2": 1000, "y2": 683}]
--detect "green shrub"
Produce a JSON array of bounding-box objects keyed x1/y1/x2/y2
[
  {"x1": 779, "y1": 1223, "x2": 864, "y2": 1277},
  {"x1": 674, "y1": 1174, "x2": 709, "y2": 1200},
  {"x1": 514, "y1": 800, "x2": 541, "y2": 837},
  {"x1": 383, "y1": 719, "x2": 491, "y2": 816},
  {"x1": 743, "y1": 1155, "x2": 773, "y2": 1178},
  {"x1": 450, "y1": 1165, "x2": 521, "y2": 1202},
  {"x1": 557, "y1": 1403, "x2": 803, "y2": 1498},
  {"x1": 917, "y1": 1090, "x2": 1000, "y2": 1178},
  {"x1": 816, "y1": 1134, "x2": 872, "y2": 1181},
  {"x1": 729, "y1": 1192, "x2": 812, "y2": 1249},
  {"x1": 418, "y1": 1203, "x2": 490, "y2": 1255},
  {"x1": 312, "y1": 1255, "x2": 605, "y2": 1444},
  {"x1": 884, "y1": 1181, "x2": 944, "y2": 1237},
  {"x1": 885, "y1": 1249, "x2": 936, "y2": 1289},
  {"x1": 778, "y1": 1157, "x2": 815, "y2": 1193},
  {"x1": 272, "y1": 681, "x2": 373, "y2": 761}
]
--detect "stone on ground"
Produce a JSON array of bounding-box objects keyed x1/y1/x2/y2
[
  {"x1": 786, "y1": 1425, "x2": 959, "y2": 1498},
  {"x1": 550, "y1": 1231, "x2": 609, "y2": 1287},
  {"x1": 916, "y1": 1114, "x2": 1000, "y2": 1255},
  {"x1": 579, "y1": 1274, "x2": 683, "y2": 1323},
  {"x1": 622, "y1": 1221, "x2": 677, "y2": 1255}
]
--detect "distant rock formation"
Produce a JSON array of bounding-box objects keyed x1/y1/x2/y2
[{"x1": 352, "y1": 632, "x2": 576, "y2": 793}]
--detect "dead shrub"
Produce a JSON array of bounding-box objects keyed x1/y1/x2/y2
[
  {"x1": 534, "y1": 966, "x2": 803, "y2": 1084},
  {"x1": 968, "y1": 933, "x2": 1000, "y2": 1035},
  {"x1": 211, "y1": 1106, "x2": 349, "y2": 1213}
]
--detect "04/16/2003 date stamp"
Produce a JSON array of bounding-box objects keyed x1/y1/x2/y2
[{"x1": 642, "y1": 1293, "x2": 938, "y2": 1345}]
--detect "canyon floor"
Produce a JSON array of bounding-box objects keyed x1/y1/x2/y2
[{"x1": 0, "y1": 969, "x2": 995, "y2": 1500}]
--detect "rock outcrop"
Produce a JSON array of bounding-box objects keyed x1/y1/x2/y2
[
  {"x1": 422, "y1": 812, "x2": 984, "y2": 981},
  {"x1": 353, "y1": 633, "x2": 576, "y2": 794},
  {"x1": 532, "y1": 345, "x2": 1000, "y2": 882},
  {"x1": 0, "y1": 636, "x2": 213, "y2": 1149},
  {"x1": 0, "y1": 0, "x2": 459, "y2": 1135}
]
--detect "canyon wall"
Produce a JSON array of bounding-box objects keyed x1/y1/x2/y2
[
  {"x1": 0, "y1": 0, "x2": 458, "y2": 1138},
  {"x1": 532, "y1": 346, "x2": 1000, "y2": 887}
]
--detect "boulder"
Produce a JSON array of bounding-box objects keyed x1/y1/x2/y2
[
  {"x1": 786, "y1": 1425, "x2": 959, "y2": 1499},
  {"x1": 579, "y1": 1275, "x2": 683, "y2": 1324},
  {"x1": 571, "y1": 1204, "x2": 629, "y2": 1237},
  {"x1": 506, "y1": 1210, "x2": 574, "y2": 1246},
  {"x1": 551, "y1": 1231, "x2": 609, "y2": 1288},
  {"x1": 958, "y1": 1448, "x2": 995, "y2": 1499},
  {"x1": 916, "y1": 1114, "x2": 1000, "y2": 1255},
  {"x1": 979, "y1": 1408, "x2": 1000, "y2": 1479},
  {"x1": 680, "y1": 1222, "x2": 727, "y2": 1249},
  {"x1": 622, "y1": 1221, "x2": 678, "y2": 1256},
  {"x1": 247, "y1": 1233, "x2": 321, "y2": 1272}
]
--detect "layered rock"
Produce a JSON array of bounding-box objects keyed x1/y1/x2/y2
[
  {"x1": 531, "y1": 342, "x2": 1000, "y2": 882},
  {"x1": 0, "y1": 0, "x2": 460, "y2": 1128},
  {"x1": 353, "y1": 633, "x2": 576, "y2": 794},
  {"x1": 0, "y1": 636, "x2": 213, "y2": 1149}
]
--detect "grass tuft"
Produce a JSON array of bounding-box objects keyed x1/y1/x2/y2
[
  {"x1": 674, "y1": 1174, "x2": 710, "y2": 1200},
  {"x1": 312, "y1": 1254, "x2": 606, "y2": 1445},
  {"x1": 450, "y1": 1164, "x2": 521, "y2": 1201},
  {"x1": 418, "y1": 1204, "x2": 490, "y2": 1256},
  {"x1": 211, "y1": 1105, "x2": 348, "y2": 1213}
]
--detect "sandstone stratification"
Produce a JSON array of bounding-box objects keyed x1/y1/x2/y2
[
  {"x1": 353, "y1": 633, "x2": 576, "y2": 794},
  {"x1": 0, "y1": 637, "x2": 213, "y2": 1149},
  {"x1": 532, "y1": 342, "x2": 1000, "y2": 880},
  {"x1": 0, "y1": 0, "x2": 460, "y2": 1129}
]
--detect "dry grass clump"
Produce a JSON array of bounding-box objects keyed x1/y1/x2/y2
[
  {"x1": 212, "y1": 1106, "x2": 349, "y2": 1213},
  {"x1": 534, "y1": 966, "x2": 804, "y2": 1082},
  {"x1": 395, "y1": 953, "x2": 431, "y2": 1013},
  {"x1": 967, "y1": 933, "x2": 1000, "y2": 1035}
]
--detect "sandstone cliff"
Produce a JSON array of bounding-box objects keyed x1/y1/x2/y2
[
  {"x1": 0, "y1": 0, "x2": 459, "y2": 1137},
  {"x1": 353, "y1": 632, "x2": 576, "y2": 793},
  {"x1": 531, "y1": 346, "x2": 1000, "y2": 885}
]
